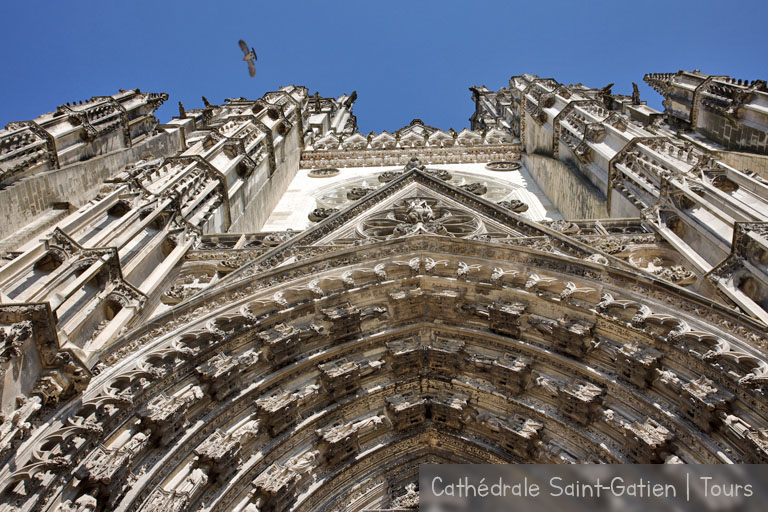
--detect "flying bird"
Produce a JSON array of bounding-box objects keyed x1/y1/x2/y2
[{"x1": 238, "y1": 40, "x2": 257, "y2": 77}]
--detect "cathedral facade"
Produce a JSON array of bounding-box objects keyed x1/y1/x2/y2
[{"x1": 0, "y1": 71, "x2": 767, "y2": 511}]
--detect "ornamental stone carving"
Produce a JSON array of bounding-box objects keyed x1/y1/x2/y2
[
  {"x1": 604, "y1": 411, "x2": 673, "y2": 463},
  {"x1": 0, "y1": 321, "x2": 33, "y2": 365},
  {"x1": 256, "y1": 390, "x2": 299, "y2": 437},
  {"x1": 530, "y1": 315, "x2": 597, "y2": 358},
  {"x1": 616, "y1": 343, "x2": 663, "y2": 388},
  {"x1": 488, "y1": 301, "x2": 526, "y2": 338},
  {"x1": 497, "y1": 199, "x2": 529, "y2": 212},
  {"x1": 258, "y1": 324, "x2": 303, "y2": 365},
  {"x1": 430, "y1": 392, "x2": 475, "y2": 430},
  {"x1": 360, "y1": 197, "x2": 480, "y2": 240},
  {"x1": 76, "y1": 429, "x2": 151, "y2": 499},
  {"x1": 681, "y1": 377, "x2": 733, "y2": 432},
  {"x1": 2, "y1": 72, "x2": 768, "y2": 512},
  {"x1": 316, "y1": 413, "x2": 386, "y2": 465},
  {"x1": 308, "y1": 208, "x2": 339, "y2": 222},
  {"x1": 194, "y1": 422, "x2": 259, "y2": 479},
  {"x1": 557, "y1": 381, "x2": 605, "y2": 426},
  {"x1": 143, "y1": 466, "x2": 208, "y2": 512},
  {"x1": 459, "y1": 182, "x2": 487, "y2": 195},
  {"x1": 138, "y1": 386, "x2": 204, "y2": 445},
  {"x1": 347, "y1": 187, "x2": 374, "y2": 200},
  {"x1": 486, "y1": 161, "x2": 522, "y2": 172},
  {"x1": 386, "y1": 394, "x2": 427, "y2": 431},
  {"x1": 55, "y1": 494, "x2": 98, "y2": 512},
  {"x1": 479, "y1": 414, "x2": 543, "y2": 460},
  {"x1": 318, "y1": 358, "x2": 360, "y2": 399}
]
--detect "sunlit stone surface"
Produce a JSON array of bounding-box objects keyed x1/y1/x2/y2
[{"x1": 0, "y1": 72, "x2": 768, "y2": 511}]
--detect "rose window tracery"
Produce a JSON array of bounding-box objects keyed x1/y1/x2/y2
[{"x1": 358, "y1": 197, "x2": 481, "y2": 240}]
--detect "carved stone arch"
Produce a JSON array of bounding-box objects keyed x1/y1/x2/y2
[
  {"x1": 455, "y1": 129, "x2": 483, "y2": 146},
  {"x1": 103, "y1": 294, "x2": 125, "y2": 321},
  {"x1": 106, "y1": 199, "x2": 132, "y2": 218},
  {"x1": 711, "y1": 173, "x2": 740, "y2": 193},
  {"x1": 250, "y1": 102, "x2": 265, "y2": 115},
  {"x1": 520, "y1": 77, "x2": 560, "y2": 133},
  {"x1": 608, "y1": 136, "x2": 669, "y2": 212},
  {"x1": 427, "y1": 130, "x2": 455, "y2": 147},
  {"x1": 626, "y1": 246, "x2": 697, "y2": 286},
  {"x1": 202, "y1": 137, "x2": 218, "y2": 151},
  {"x1": 341, "y1": 132, "x2": 368, "y2": 150},
  {"x1": 398, "y1": 130, "x2": 426, "y2": 148},
  {"x1": 72, "y1": 256, "x2": 102, "y2": 274},
  {"x1": 4, "y1": 236, "x2": 768, "y2": 511},
  {"x1": 584, "y1": 122, "x2": 606, "y2": 143},
  {"x1": 33, "y1": 248, "x2": 67, "y2": 271},
  {"x1": 142, "y1": 351, "x2": 182, "y2": 378},
  {"x1": 275, "y1": 120, "x2": 289, "y2": 137},
  {"x1": 4, "y1": 120, "x2": 59, "y2": 170},
  {"x1": 370, "y1": 131, "x2": 396, "y2": 149}
]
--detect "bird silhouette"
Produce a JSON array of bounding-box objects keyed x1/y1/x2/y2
[{"x1": 238, "y1": 40, "x2": 257, "y2": 77}]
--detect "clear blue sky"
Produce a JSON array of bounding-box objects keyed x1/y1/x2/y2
[{"x1": 1, "y1": 0, "x2": 766, "y2": 133}]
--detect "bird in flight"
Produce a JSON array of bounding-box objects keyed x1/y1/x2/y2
[{"x1": 238, "y1": 40, "x2": 257, "y2": 77}]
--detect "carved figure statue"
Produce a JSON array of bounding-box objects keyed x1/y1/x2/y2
[
  {"x1": 406, "y1": 199, "x2": 434, "y2": 223},
  {"x1": 56, "y1": 494, "x2": 97, "y2": 512}
]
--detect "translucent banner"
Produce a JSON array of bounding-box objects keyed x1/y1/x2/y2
[{"x1": 419, "y1": 464, "x2": 768, "y2": 512}]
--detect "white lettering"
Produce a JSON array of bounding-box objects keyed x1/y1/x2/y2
[{"x1": 431, "y1": 476, "x2": 443, "y2": 497}]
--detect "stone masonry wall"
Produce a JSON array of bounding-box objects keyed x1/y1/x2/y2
[
  {"x1": 0, "y1": 129, "x2": 184, "y2": 243},
  {"x1": 524, "y1": 112, "x2": 554, "y2": 156},
  {"x1": 698, "y1": 110, "x2": 768, "y2": 155},
  {"x1": 523, "y1": 153, "x2": 608, "y2": 220},
  {"x1": 227, "y1": 127, "x2": 303, "y2": 233},
  {"x1": 714, "y1": 150, "x2": 768, "y2": 180}
]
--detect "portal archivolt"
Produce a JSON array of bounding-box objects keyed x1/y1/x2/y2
[{"x1": 4, "y1": 236, "x2": 767, "y2": 512}]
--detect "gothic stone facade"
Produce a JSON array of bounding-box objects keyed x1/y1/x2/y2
[{"x1": 0, "y1": 71, "x2": 767, "y2": 511}]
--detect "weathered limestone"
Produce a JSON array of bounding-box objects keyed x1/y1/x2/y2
[
  {"x1": 644, "y1": 71, "x2": 768, "y2": 155},
  {"x1": 472, "y1": 72, "x2": 768, "y2": 325},
  {"x1": 0, "y1": 69, "x2": 768, "y2": 512}
]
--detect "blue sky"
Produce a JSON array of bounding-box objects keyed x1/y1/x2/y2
[{"x1": 1, "y1": 0, "x2": 766, "y2": 133}]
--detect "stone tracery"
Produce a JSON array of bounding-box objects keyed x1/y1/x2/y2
[
  {"x1": 0, "y1": 70, "x2": 767, "y2": 511},
  {"x1": 7, "y1": 237, "x2": 768, "y2": 510},
  {"x1": 358, "y1": 197, "x2": 480, "y2": 240}
]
